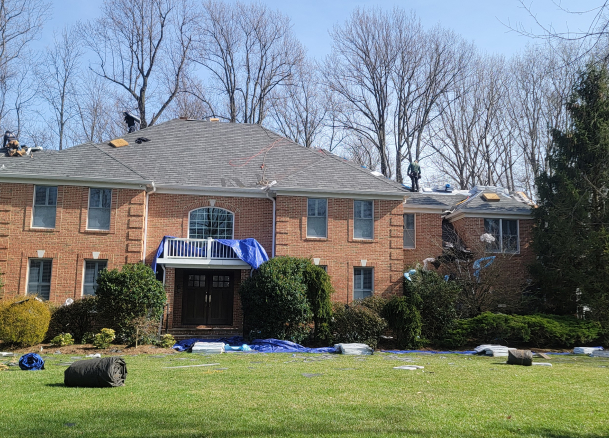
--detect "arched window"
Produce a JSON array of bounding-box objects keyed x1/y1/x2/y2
[{"x1": 189, "y1": 207, "x2": 234, "y2": 239}]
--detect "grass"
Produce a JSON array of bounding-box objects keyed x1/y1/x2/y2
[{"x1": 1, "y1": 351, "x2": 608, "y2": 437}]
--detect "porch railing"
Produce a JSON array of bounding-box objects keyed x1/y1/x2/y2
[{"x1": 165, "y1": 237, "x2": 239, "y2": 260}]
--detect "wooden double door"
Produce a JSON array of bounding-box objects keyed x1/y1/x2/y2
[{"x1": 182, "y1": 270, "x2": 234, "y2": 325}]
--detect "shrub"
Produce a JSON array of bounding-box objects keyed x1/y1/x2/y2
[
  {"x1": 303, "y1": 264, "x2": 334, "y2": 343},
  {"x1": 443, "y1": 312, "x2": 603, "y2": 348},
  {"x1": 47, "y1": 296, "x2": 98, "y2": 343},
  {"x1": 383, "y1": 296, "x2": 422, "y2": 349},
  {"x1": 82, "y1": 332, "x2": 96, "y2": 344},
  {"x1": 356, "y1": 295, "x2": 388, "y2": 316},
  {"x1": 95, "y1": 264, "x2": 166, "y2": 343},
  {"x1": 159, "y1": 334, "x2": 176, "y2": 349},
  {"x1": 331, "y1": 302, "x2": 387, "y2": 349},
  {"x1": 404, "y1": 268, "x2": 461, "y2": 343},
  {"x1": 0, "y1": 296, "x2": 51, "y2": 347},
  {"x1": 50, "y1": 333, "x2": 74, "y2": 347},
  {"x1": 131, "y1": 315, "x2": 158, "y2": 347},
  {"x1": 240, "y1": 257, "x2": 313, "y2": 343},
  {"x1": 93, "y1": 328, "x2": 115, "y2": 349}
]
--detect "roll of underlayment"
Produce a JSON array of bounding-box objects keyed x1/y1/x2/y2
[
  {"x1": 507, "y1": 349, "x2": 533, "y2": 366},
  {"x1": 64, "y1": 357, "x2": 127, "y2": 387}
]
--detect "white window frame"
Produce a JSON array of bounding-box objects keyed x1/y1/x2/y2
[
  {"x1": 306, "y1": 198, "x2": 328, "y2": 238},
  {"x1": 353, "y1": 200, "x2": 374, "y2": 240},
  {"x1": 484, "y1": 218, "x2": 520, "y2": 254},
  {"x1": 403, "y1": 213, "x2": 416, "y2": 249},
  {"x1": 27, "y1": 258, "x2": 53, "y2": 300},
  {"x1": 87, "y1": 188, "x2": 112, "y2": 231},
  {"x1": 32, "y1": 185, "x2": 58, "y2": 229},
  {"x1": 188, "y1": 207, "x2": 235, "y2": 239},
  {"x1": 354, "y1": 267, "x2": 374, "y2": 300},
  {"x1": 82, "y1": 260, "x2": 108, "y2": 296}
]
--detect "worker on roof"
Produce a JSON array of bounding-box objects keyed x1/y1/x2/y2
[{"x1": 407, "y1": 160, "x2": 421, "y2": 192}]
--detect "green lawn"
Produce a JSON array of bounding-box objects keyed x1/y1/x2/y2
[{"x1": 1, "y1": 352, "x2": 608, "y2": 437}]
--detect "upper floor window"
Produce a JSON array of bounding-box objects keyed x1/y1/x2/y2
[
  {"x1": 189, "y1": 207, "x2": 234, "y2": 239},
  {"x1": 354, "y1": 267, "x2": 373, "y2": 300},
  {"x1": 404, "y1": 213, "x2": 415, "y2": 248},
  {"x1": 88, "y1": 188, "x2": 112, "y2": 230},
  {"x1": 484, "y1": 218, "x2": 519, "y2": 253},
  {"x1": 28, "y1": 259, "x2": 52, "y2": 300},
  {"x1": 83, "y1": 260, "x2": 107, "y2": 296},
  {"x1": 33, "y1": 186, "x2": 57, "y2": 228},
  {"x1": 354, "y1": 200, "x2": 373, "y2": 239},
  {"x1": 307, "y1": 198, "x2": 327, "y2": 238}
]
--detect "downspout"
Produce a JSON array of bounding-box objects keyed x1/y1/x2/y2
[
  {"x1": 142, "y1": 181, "x2": 156, "y2": 265},
  {"x1": 265, "y1": 190, "x2": 276, "y2": 258}
]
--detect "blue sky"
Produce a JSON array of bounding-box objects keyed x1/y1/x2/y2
[{"x1": 38, "y1": 0, "x2": 601, "y2": 58}]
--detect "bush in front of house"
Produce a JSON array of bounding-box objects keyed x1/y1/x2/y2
[
  {"x1": 158, "y1": 333, "x2": 176, "y2": 349},
  {"x1": 93, "y1": 328, "x2": 116, "y2": 349},
  {"x1": 50, "y1": 333, "x2": 74, "y2": 347},
  {"x1": 47, "y1": 296, "x2": 98, "y2": 344},
  {"x1": 95, "y1": 264, "x2": 166, "y2": 343},
  {"x1": 404, "y1": 267, "x2": 461, "y2": 343},
  {"x1": 240, "y1": 257, "x2": 313, "y2": 343},
  {"x1": 443, "y1": 312, "x2": 603, "y2": 348},
  {"x1": 382, "y1": 296, "x2": 422, "y2": 349},
  {"x1": 331, "y1": 302, "x2": 387, "y2": 349},
  {"x1": 356, "y1": 295, "x2": 388, "y2": 316},
  {"x1": 0, "y1": 296, "x2": 51, "y2": 347},
  {"x1": 302, "y1": 263, "x2": 334, "y2": 343}
]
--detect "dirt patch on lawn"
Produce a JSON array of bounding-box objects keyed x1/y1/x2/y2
[{"x1": 2, "y1": 343, "x2": 177, "y2": 356}]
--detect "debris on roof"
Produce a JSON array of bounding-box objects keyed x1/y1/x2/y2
[
  {"x1": 481, "y1": 192, "x2": 500, "y2": 202},
  {"x1": 109, "y1": 138, "x2": 129, "y2": 148}
]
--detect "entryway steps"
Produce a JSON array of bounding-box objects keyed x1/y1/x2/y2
[{"x1": 167, "y1": 327, "x2": 242, "y2": 340}]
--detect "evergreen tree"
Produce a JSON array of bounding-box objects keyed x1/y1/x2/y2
[{"x1": 532, "y1": 64, "x2": 609, "y2": 333}]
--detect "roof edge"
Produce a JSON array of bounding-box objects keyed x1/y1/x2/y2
[
  {"x1": 154, "y1": 184, "x2": 269, "y2": 198},
  {"x1": 0, "y1": 173, "x2": 151, "y2": 189},
  {"x1": 446, "y1": 211, "x2": 533, "y2": 222},
  {"x1": 274, "y1": 187, "x2": 406, "y2": 200}
]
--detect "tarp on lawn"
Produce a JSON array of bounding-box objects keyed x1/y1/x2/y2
[
  {"x1": 173, "y1": 337, "x2": 338, "y2": 354},
  {"x1": 152, "y1": 236, "x2": 269, "y2": 272}
]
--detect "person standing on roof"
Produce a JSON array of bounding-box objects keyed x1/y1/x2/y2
[{"x1": 407, "y1": 160, "x2": 421, "y2": 192}]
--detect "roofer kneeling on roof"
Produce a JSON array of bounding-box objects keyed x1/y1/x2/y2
[
  {"x1": 407, "y1": 160, "x2": 421, "y2": 192},
  {"x1": 3, "y1": 130, "x2": 26, "y2": 157}
]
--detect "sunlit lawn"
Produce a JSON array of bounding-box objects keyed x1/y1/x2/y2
[{"x1": 1, "y1": 351, "x2": 608, "y2": 437}]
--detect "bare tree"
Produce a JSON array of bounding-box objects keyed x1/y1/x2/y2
[
  {"x1": 79, "y1": 0, "x2": 196, "y2": 129},
  {"x1": 194, "y1": 0, "x2": 304, "y2": 124},
  {"x1": 36, "y1": 27, "x2": 83, "y2": 150},
  {"x1": 267, "y1": 59, "x2": 326, "y2": 147}
]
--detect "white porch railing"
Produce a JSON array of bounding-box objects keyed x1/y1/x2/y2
[{"x1": 165, "y1": 237, "x2": 239, "y2": 260}]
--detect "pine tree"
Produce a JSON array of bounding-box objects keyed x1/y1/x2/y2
[{"x1": 532, "y1": 64, "x2": 609, "y2": 331}]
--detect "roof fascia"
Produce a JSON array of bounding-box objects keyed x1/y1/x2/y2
[
  {"x1": 446, "y1": 211, "x2": 532, "y2": 222},
  {"x1": 154, "y1": 184, "x2": 269, "y2": 198},
  {"x1": 403, "y1": 205, "x2": 447, "y2": 214},
  {"x1": 0, "y1": 173, "x2": 151, "y2": 189},
  {"x1": 274, "y1": 188, "x2": 406, "y2": 200}
]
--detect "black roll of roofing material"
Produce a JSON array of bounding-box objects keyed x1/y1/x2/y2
[
  {"x1": 64, "y1": 357, "x2": 127, "y2": 387},
  {"x1": 507, "y1": 349, "x2": 533, "y2": 366}
]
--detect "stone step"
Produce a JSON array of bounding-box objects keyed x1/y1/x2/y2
[{"x1": 167, "y1": 327, "x2": 242, "y2": 340}]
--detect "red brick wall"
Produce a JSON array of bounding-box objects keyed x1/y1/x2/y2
[
  {"x1": 451, "y1": 217, "x2": 535, "y2": 287},
  {"x1": 275, "y1": 196, "x2": 404, "y2": 302},
  {"x1": 0, "y1": 182, "x2": 145, "y2": 304},
  {"x1": 403, "y1": 212, "x2": 443, "y2": 268}
]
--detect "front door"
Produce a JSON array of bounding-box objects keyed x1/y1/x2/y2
[{"x1": 182, "y1": 271, "x2": 234, "y2": 325}]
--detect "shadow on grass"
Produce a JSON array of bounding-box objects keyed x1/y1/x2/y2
[{"x1": 44, "y1": 383, "x2": 66, "y2": 387}]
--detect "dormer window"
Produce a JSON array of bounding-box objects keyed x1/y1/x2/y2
[{"x1": 189, "y1": 207, "x2": 234, "y2": 239}]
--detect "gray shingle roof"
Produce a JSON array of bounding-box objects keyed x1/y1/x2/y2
[
  {"x1": 404, "y1": 190, "x2": 532, "y2": 216},
  {"x1": 404, "y1": 193, "x2": 468, "y2": 209},
  {"x1": 0, "y1": 119, "x2": 407, "y2": 197}
]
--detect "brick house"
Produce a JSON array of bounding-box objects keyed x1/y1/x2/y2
[{"x1": 0, "y1": 118, "x2": 534, "y2": 337}]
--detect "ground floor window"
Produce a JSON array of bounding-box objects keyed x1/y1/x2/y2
[
  {"x1": 354, "y1": 267, "x2": 373, "y2": 300},
  {"x1": 28, "y1": 259, "x2": 52, "y2": 300},
  {"x1": 83, "y1": 260, "x2": 108, "y2": 296}
]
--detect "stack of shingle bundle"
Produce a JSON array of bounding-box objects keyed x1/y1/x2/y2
[{"x1": 191, "y1": 342, "x2": 225, "y2": 354}]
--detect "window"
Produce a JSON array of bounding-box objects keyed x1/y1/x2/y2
[
  {"x1": 189, "y1": 207, "x2": 234, "y2": 239},
  {"x1": 354, "y1": 200, "x2": 373, "y2": 239},
  {"x1": 27, "y1": 259, "x2": 52, "y2": 300},
  {"x1": 354, "y1": 267, "x2": 373, "y2": 300},
  {"x1": 33, "y1": 186, "x2": 57, "y2": 228},
  {"x1": 307, "y1": 198, "x2": 327, "y2": 238},
  {"x1": 83, "y1": 260, "x2": 107, "y2": 296},
  {"x1": 88, "y1": 188, "x2": 112, "y2": 230},
  {"x1": 318, "y1": 265, "x2": 328, "y2": 272},
  {"x1": 404, "y1": 214, "x2": 415, "y2": 248},
  {"x1": 212, "y1": 275, "x2": 230, "y2": 288},
  {"x1": 484, "y1": 219, "x2": 519, "y2": 253}
]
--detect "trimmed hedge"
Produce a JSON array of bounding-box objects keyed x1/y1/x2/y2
[
  {"x1": 0, "y1": 297, "x2": 51, "y2": 347},
  {"x1": 331, "y1": 302, "x2": 387, "y2": 349},
  {"x1": 444, "y1": 312, "x2": 602, "y2": 348}
]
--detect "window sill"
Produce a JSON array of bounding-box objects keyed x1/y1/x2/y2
[
  {"x1": 28, "y1": 227, "x2": 56, "y2": 232},
  {"x1": 486, "y1": 250, "x2": 520, "y2": 255},
  {"x1": 304, "y1": 237, "x2": 328, "y2": 241},
  {"x1": 83, "y1": 228, "x2": 112, "y2": 234},
  {"x1": 404, "y1": 247, "x2": 416, "y2": 250},
  {"x1": 352, "y1": 238, "x2": 376, "y2": 243}
]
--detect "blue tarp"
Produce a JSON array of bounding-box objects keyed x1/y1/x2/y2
[
  {"x1": 19, "y1": 353, "x2": 45, "y2": 370},
  {"x1": 173, "y1": 337, "x2": 338, "y2": 354},
  {"x1": 152, "y1": 236, "x2": 269, "y2": 272},
  {"x1": 382, "y1": 350, "x2": 476, "y2": 355}
]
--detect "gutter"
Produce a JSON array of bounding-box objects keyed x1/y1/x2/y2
[
  {"x1": 142, "y1": 181, "x2": 157, "y2": 264},
  {"x1": 0, "y1": 172, "x2": 152, "y2": 188},
  {"x1": 265, "y1": 190, "x2": 276, "y2": 258}
]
